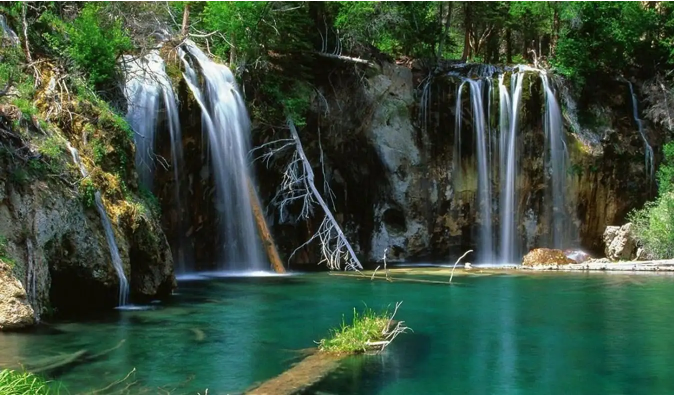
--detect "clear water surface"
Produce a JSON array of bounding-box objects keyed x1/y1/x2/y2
[{"x1": 2, "y1": 272, "x2": 674, "y2": 394}]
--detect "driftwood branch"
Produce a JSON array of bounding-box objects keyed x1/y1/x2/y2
[
  {"x1": 449, "y1": 249, "x2": 473, "y2": 284},
  {"x1": 315, "y1": 52, "x2": 376, "y2": 68},
  {"x1": 287, "y1": 118, "x2": 362, "y2": 271}
]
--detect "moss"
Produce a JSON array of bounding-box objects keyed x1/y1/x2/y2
[{"x1": 0, "y1": 236, "x2": 15, "y2": 269}]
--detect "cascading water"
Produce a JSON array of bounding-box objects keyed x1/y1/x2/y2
[
  {"x1": 123, "y1": 50, "x2": 188, "y2": 271},
  {"x1": 452, "y1": 80, "x2": 467, "y2": 191},
  {"x1": 466, "y1": 79, "x2": 493, "y2": 263},
  {"x1": 179, "y1": 40, "x2": 264, "y2": 271},
  {"x1": 446, "y1": 64, "x2": 573, "y2": 264},
  {"x1": 540, "y1": 73, "x2": 570, "y2": 249},
  {"x1": 626, "y1": 81, "x2": 654, "y2": 179},
  {"x1": 0, "y1": 14, "x2": 19, "y2": 46},
  {"x1": 499, "y1": 68, "x2": 526, "y2": 263},
  {"x1": 67, "y1": 143, "x2": 129, "y2": 306}
]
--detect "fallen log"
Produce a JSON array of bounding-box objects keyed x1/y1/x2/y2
[
  {"x1": 244, "y1": 350, "x2": 341, "y2": 395},
  {"x1": 247, "y1": 177, "x2": 286, "y2": 273}
]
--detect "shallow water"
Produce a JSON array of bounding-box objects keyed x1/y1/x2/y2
[{"x1": 2, "y1": 272, "x2": 674, "y2": 394}]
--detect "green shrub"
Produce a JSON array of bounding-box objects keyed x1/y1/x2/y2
[
  {"x1": 0, "y1": 235, "x2": 15, "y2": 268},
  {"x1": 65, "y1": 4, "x2": 132, "y2": 86},
  {"x1": 630, "y1": 140, "x2": 674, "y2": 259},
  {"x1": 79, "y1": 178, "x2": 97, "y2": 208},
  {"x1": 0, "y1": 369, "x2": 58, "y2": 395}
]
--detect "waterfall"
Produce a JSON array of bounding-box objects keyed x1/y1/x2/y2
[
  {"x1": 0, "y1": 14, "x2": 19, "y2": 46},
  {"x1": 466, "y1": 79, "x2": 493, "y2": 262},
  {"x1": 67, "y1": 143, "x2": 129, "y2": 307},
  {"x1": 123, "y1": 50, "x2": 188, "y2": 271},
  {"x1": 179, "y1": 40, "x2": 264, "y2": 270},
  {"x1": 626, "y1": 81, "x2": 654, "y2": 179},
  {"x1": 452, "y1": 81, "x2": 467, "y2": 191},
  {"x1": 540, "y1": 73, "x2": 570, "y2": 249},
  {"x1": 499, "y1": 68, "x2": 526, "y2": 263}
]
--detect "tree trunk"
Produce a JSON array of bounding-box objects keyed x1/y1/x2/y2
[
  {"x1": 247, "y1": 178, "x2": 286, "y2": 273},
  {"x1": 181, "y1": 4, "x2": 190, "y2": 36},
  {"x1": 551, "y1": 7, "x2": 560, "y2": 56},
  {"x1": 506, "y1": 28, "x2": 512, "y2": 64},
  {"x1": 461, "y1": 2, "x2": 471, "y2": 62},
  {"x1": 437, "y1": 2, "x2": 453, "y2": 60},
  {"x1": 21, "y1": 2, "x2": 32, "y2": 64}
]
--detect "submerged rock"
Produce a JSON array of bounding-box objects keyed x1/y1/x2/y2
[
  {"x1": 0, "y1": 262, "x2": 35, "y2": 330},
  {"x1": 522, "y1": 248, "x2": 576, "y2": 266},
  {"x1": 603, "y1": 223, "x2": 637, "y2": 261}
]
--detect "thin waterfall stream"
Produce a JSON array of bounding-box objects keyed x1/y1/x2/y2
[
  {"x1": 627, "y1": 81, "x2": 655, "y2": 179},
  {"x1": 66, "y1": 143, "x2": 129, "y2": 307}
]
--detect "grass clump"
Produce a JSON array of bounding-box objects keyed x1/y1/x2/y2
[
  {"x1": 318, "y1": 303, "x2": 408, "y2": 354},
  {"x1": 0, "y1": 369, "x2": 57, "y2": 395}
]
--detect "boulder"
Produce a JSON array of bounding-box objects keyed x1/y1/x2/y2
[
  {"x1": 603, "y1": 223, "x2": 637, "y2": 261},
  {"x1": 0, "y1": 262, "x2": 35, "y2": 330},
  {"x1": 522, "y1": 248, "x2": 576, "y2": 266},
  {"x1": 563, "y1": 249, "x2": 592, "y2": 263}
]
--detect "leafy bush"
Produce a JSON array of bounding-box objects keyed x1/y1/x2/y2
[
  {"x1": 630, "y1": 141, "x2": 674, "y2": 259},
  {"x1": 79, "y1": 178, "x2": 97, "y2": 208},
  {"x1": 629, "y1": 193, "x2": 674, "y2": 259},
  {"x1": 66, "y1": 4, "x2": 132, "y2": 86}
]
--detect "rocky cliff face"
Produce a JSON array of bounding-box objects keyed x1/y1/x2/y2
[
  {"x1": 0, "y1": 62, "x2": 175, "y2": 321},
  {"x1": 0, "y1": 155, "x2": 175, "y2": 318},
  {"x1": 272, "y1": 61, "x2": 659, "y2": 265}
]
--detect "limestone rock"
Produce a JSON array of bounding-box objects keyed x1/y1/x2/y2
[
  {"x1": 366, "y1": 62, "x2": 429, "y2": 261},
  {"x1": 0, "y1": 262, "x2": 35, "y2": 330},
  {"x1": 522, "y1": 248, "x2": 576, "y2": 266},
  {"x1": 603, "y1": 223, "x2": 637, "y2": 261}
]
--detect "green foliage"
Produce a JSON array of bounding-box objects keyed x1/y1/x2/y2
[
  {"x1": 0, "y1": 369, "x2": 57, "y2": 395},
  {"x1": 38, "y1": 135, "x2": 65, "y2": 160},
  {"x1": 0, "y1": 235, "x2": 15, "y2": 268},
  {"x1": 65, "y1": 4, "x2": 132, "y2": 86},
  {"x1": 79, "y1": 178, "x2": 97, "y2": 209},
  {"x1": 630, "y1": 141, "x2": 674, "y2": 259},
  {"x1": 629, "y1": 193, "x2": 674, "y2": 259},
  {"x1": 318, "y1": 306, "x2": 391, "y2": 353},
  {"x1": 138, "y1": 186, "x2": 161, "y2": 216},
  {"x1": 554, "y1": 2, "x2": 658, "y2": 83}
]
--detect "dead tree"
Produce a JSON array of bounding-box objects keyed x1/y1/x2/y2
[{"x1": 256, "y1": 117, "x2": 363, "y2": 271}]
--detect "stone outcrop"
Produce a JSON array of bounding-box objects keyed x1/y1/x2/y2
[
  {"x1": 366, "y1": 63, "x2": 429, "y2": 261},
  {"x1": 0, "y1": 170, "x2": 175, "y2": 316},
  {"x1": 522, "y1": 248, "x2": 576, "y2": 267},
  {"x1": 0, "y1": 261, "x2": 35, "y2": 330},
  {"x1": 603, "y1": 223, "x2": 638, "y2": 261}
]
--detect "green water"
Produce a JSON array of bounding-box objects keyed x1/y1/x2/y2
[{"x1": 2, "y1": 272, "x2": 674, "y2": 394}]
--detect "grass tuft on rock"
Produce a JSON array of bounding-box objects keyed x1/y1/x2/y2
[
  {"x1": 0, "y1": 369, "x2": 58, "y2": 395},
  {"x1": 318, "y1": 303, "x2": 409, "y2": 354}
]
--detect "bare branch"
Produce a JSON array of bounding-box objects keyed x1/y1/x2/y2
[{"x1": 449, "y1": 250, "x2": 473, "y2": 284}]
